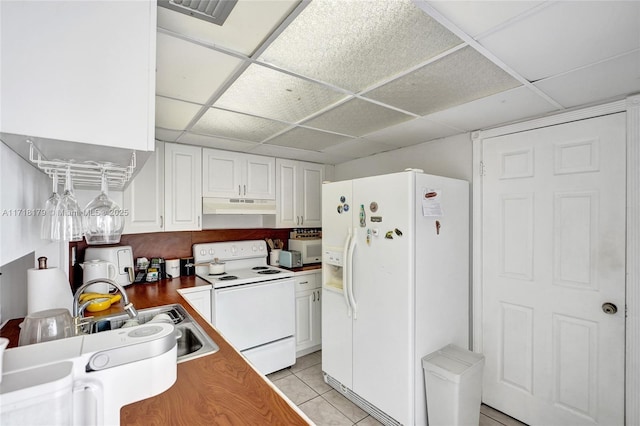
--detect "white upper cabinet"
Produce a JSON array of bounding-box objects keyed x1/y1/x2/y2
[
  {"x1": 164, "y1": 143, "x2": 202, "y2": 231},
  {"x1": 0, "y1": 1, "x2": 156, "y2": 151},
  {"x1": 202, "y1": 149, "x2": 275, "y2": 199},
  {"x1": 123, "y1": 142, "x2": 165, "y2": 234},
  {"x1": 276, "y1": 159, "x2": 324, "y2": 228}
]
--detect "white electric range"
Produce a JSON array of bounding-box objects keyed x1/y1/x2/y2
[{"x1": 193, "y1": 240, "x2": 295, "y2": 374}]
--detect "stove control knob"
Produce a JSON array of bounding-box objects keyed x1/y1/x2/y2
[
  {"x1": 200, "y1": 249, "x2": 206, "y2": 256},
  {"x1": 209, "y1": 249, "x2": 215, "y2": 255},
  {"x1": 231, "y1": 246, "x2": 237, "y2": 255},
  {"x1": 252, "y1": 245, "x2": 257, "y2": 251},
  {"x1": 259, "y1": 245, "x2": 265, "y2": 251}
]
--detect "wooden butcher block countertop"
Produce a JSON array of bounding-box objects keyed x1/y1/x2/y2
[{"x1": 1, "y1": 276, "x2": 311, "y2": 426}]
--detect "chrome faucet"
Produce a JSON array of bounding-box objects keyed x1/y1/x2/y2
[{"x1": 72, "y1": 278, "x2": 138, "y2": 334}]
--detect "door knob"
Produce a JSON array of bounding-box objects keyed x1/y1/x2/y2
[{"x1": 602, "y1": 302, "x2": 618, "y2": 315}]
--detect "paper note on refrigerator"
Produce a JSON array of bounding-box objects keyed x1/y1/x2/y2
[{"x1": 422, "y1": 188, "x2": 443, "y2": 217}]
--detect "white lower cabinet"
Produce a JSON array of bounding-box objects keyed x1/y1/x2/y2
[
  {"x1": 294, "y1": 270, "x2": 322, "y2": 357},
  {"x1": 178, "y1": 288, "x2": 212, "y2": 323}
]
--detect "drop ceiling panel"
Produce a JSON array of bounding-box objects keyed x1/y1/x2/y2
[
  {"x1": 155, "y1": 128, "x2": 183, "y2": 142},
  {"x1": 364, "y1": 46, "x2": 521, "y2": 116},
  {"x1": 426, "y1": 1, "x2": 545, "y2": 38},
  {"x1": 321, "y1": 138, "x2": 394, "y2": 158},
  {"x1": 265, "y1": 127, "x2": 352, "y2": 151},
  {"x1": 156, "y1": 33, "x2": 245, "y2": 104},
  {"x1": 258, "y1": 0, "x2": 462, "y2": 92},
  {"x1": 249, "y1": 143, "x2": 352, "y2": 164},
  {"x1": 178, "y1": 132, "x2": 259, "y2": 151},
  {"x1": 155, "y1": 96, "x2": 202, "y2": 130},
  {"x1": 426, "y1": 86, "x2": 559, "y2": 131},
  {"x1": 192, "y1": 108, "x2": 289, "y2": 142},
  {"x1": 478, "y1": 1, "x2": 640, "y2": 81},
  {"x1": 363, "y1": 116, "x2": 462, "y2": 148},
  {"x1": 157, "y1": 1, "x2": 299, "y2": 55},
  {"x1": 214, "y1": 64, "x2": 348, "y2": 122},
  {"x1": 303, "y1": 98, "x2": 413, "y2": 137},
  {"x1": 534, "y1": 50, "x2": 640, "y2": 109}
]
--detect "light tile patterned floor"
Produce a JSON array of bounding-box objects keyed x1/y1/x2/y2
[{"x1": 267, "y1": 351, "x2": 526, "y2": 426}]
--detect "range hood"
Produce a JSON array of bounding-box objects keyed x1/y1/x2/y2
[{"x1": 203, "y1": 198, "x2": 276, "y2": 215}]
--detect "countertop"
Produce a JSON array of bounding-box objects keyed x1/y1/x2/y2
[{"x1": 0, "y1": 276, "x2": 311, "y2": 425}]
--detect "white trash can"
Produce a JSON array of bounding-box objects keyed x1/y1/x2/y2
[{"x1": 422, "y1": 344, "x2": 485, "y2": 426}]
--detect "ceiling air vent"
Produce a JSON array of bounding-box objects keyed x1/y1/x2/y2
[{"x1": 158, "y1": 0, "x2": 238, "y2": 26}]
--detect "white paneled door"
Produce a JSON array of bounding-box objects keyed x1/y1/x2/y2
[{"x1": 481, "y1": 113, "x2": 626, "y2": 425}]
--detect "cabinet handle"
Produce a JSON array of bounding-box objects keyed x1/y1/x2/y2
[
  {"x1": 301, "y1": 216, "x2": 304, "y2": 225},
  {"x1": 317, "y1": 290, "x2": 320, "y2": 301},
  {"x1": 296, "y1": 216, "x2": 300, "y2": 225},
  {"x1": 198, "y1": 216, "x2": 200, "y2": 228},
  {"x1": 238, "y1": 185, "x2": 241, "y2": 196},
  {"x1": 313, "y1": 292, "x2": 315, "y2": 302},
  {"x1": 243, "y1": 184, "x2": 246, "y2": 196},
  {"x1": 160, "y1": 215, "x2": 163, "y2": 228},
  {"x1": 299, "y1": 281, "x2": 309, "y2": 285}
]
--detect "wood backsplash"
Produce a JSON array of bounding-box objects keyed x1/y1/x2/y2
[{"x1": 69, "y1": 228, "x2": 292, "y2": 286}]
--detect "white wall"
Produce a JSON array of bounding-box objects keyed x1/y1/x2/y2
[
  {"x1": 334, "y1": 133, "x2": 473, "y2": 182},
  {"x1": 0, "y1": 142, "x2": 52, "y2": 266}
]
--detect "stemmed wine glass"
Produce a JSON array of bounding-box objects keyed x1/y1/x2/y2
[
  {"x1": 55, "y1": 167, "x2": 84, "y2": 242},
  {"x1": 83, "y1": 170, "x2": 124, "y2": 245},
  {"x1": 40, "y1": 172, "x2": 61, "y2": 241}
]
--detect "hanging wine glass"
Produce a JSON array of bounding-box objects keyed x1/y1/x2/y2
[
  {"x1": 40, "y1": 172, "x2": 61, "y2": 241},
  {"x1": 55, "y1": 167, "x2": 84, "y2": 242},
  {"x1": 83, "y1": 170, "x2": 124, "y2": 245}
]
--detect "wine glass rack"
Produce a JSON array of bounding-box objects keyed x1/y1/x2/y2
[{"x1": 27, "y1": 139, "x2": 136, "y2": 189}]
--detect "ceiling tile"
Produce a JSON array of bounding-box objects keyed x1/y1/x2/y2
[
  {"x1": 178, "y1": 132, "x2": 259, "y2": 152},
  {"x1": 303, "y1": 98, "x2": 413, "y2": 137},
  {"x1": 191, "y1": 108, "x2": 289, "y2": 142},
  {"x1": 426, "y1": 1, "x2": 544, "y2": 38},
  {"x1": 258, "y1": 0, "x2": 462, "y2": 92},
  {"x1": 364, "y1": 46, "x2": 521, "y2": 116},
  {"x1": 249, "y1": 143, "x2": 352, "y2": 164},
  {"x1": 155, "y1": 128, "x2": 183, "y2": 142},
  {"x1": 156, "y1": 33, "x2": 245, "y2": 104},
  {"x1": 265, "y1": 127, "x2": 353, "y2": 151},
  {"x1": 426, "y1": 86, "x2": 559, "y2": 131},
  {"x1": 321, "y1": 138, "x2": 394, "y2": 158},
  {"x1": 155, "y1": 96, "x2": 202, "y2": 130},
  {"x1": 157, "y1": 1, "x2": 299, "y2": 56},
  {"x1": 214, "y1": 64, "x2": 347, "y2": 122},
  {"x1": 478, "y1": 1, "x2": 640, "y2": 81},
  {"x1": 533, "y1": 50, "x2": 640, "y2": 109},
  {"x1": 364, "y1": 116, "x2": 462, "y2": 148}
]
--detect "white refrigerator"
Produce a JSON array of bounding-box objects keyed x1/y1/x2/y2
[{"x1": 321, "y1": 170, "x2": 469, "y2": 426}]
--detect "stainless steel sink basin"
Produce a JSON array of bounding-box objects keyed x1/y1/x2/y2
[{"x1": 85, "y1": 304, "x2": 219, "y2": 362}]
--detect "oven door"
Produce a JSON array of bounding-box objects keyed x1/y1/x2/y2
[{"x1": 214, "y1": 278, "x2": 295, "y2": 351}]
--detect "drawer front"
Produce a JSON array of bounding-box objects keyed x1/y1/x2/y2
[{"x1": 295, "y1": 273, "x2": 318, "y2": 293}]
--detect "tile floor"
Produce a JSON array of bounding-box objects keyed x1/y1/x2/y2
[{"x1": 267, "y1": 351, "x2": 526, "y2": 426}]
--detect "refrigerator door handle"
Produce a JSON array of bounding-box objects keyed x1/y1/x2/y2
[
  {"x1": 342, "y1": 228, "x2": 353, "y2": 317},
  {"x1": 347, "y1": 227, "x2": 358, "y2": 319}
]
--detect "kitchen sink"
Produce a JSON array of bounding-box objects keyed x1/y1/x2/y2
[{"x1": 84, "y1": 304, "x2": 219, "y2": 362}]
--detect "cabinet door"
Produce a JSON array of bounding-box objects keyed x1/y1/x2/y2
[
  {"x1": 202, "y1": 148, "x2": 243, "y2": 198},
  {"x1": 299, "y1": 162, "x2": 324, "y2": 227},
  {"x1": 276, "y1": 159, "x2": 299, "y2": 228},
  {"x1": 123, "y1": 141, "x2": 164, "y2": 234},
  {"x1": 180, "y1": 290, "x2": 212, "y2": 323},
  {"x1": 244, "y1": 154, "x2": 275, "y2": 199},
  {"x1": 0, "y1": 1, "x2": 155, "y2": 151},
  {"x1": 295, "y1": 289, "x2": 315, "y2": 350},
  {"x1": 164, "y1": 143, "x2": 202, "y2": 231}
]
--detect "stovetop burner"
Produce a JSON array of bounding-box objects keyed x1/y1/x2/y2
[
  {"x1": 209, "y1": 272, "x2": 227, "y2": 276},
  {"x1": 218, "y1": 275, "x2": 238, "y2": 281},
  {"x1": 257, "y1": 269, "x2": 281, "y2": 275},
  {"x1": 252, "y1": 266, "x2": 269, "y2": 270}
]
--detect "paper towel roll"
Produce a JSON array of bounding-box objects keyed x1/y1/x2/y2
[{"x1": 27, "y1": 267, "x2": 74, "y2": 315}]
